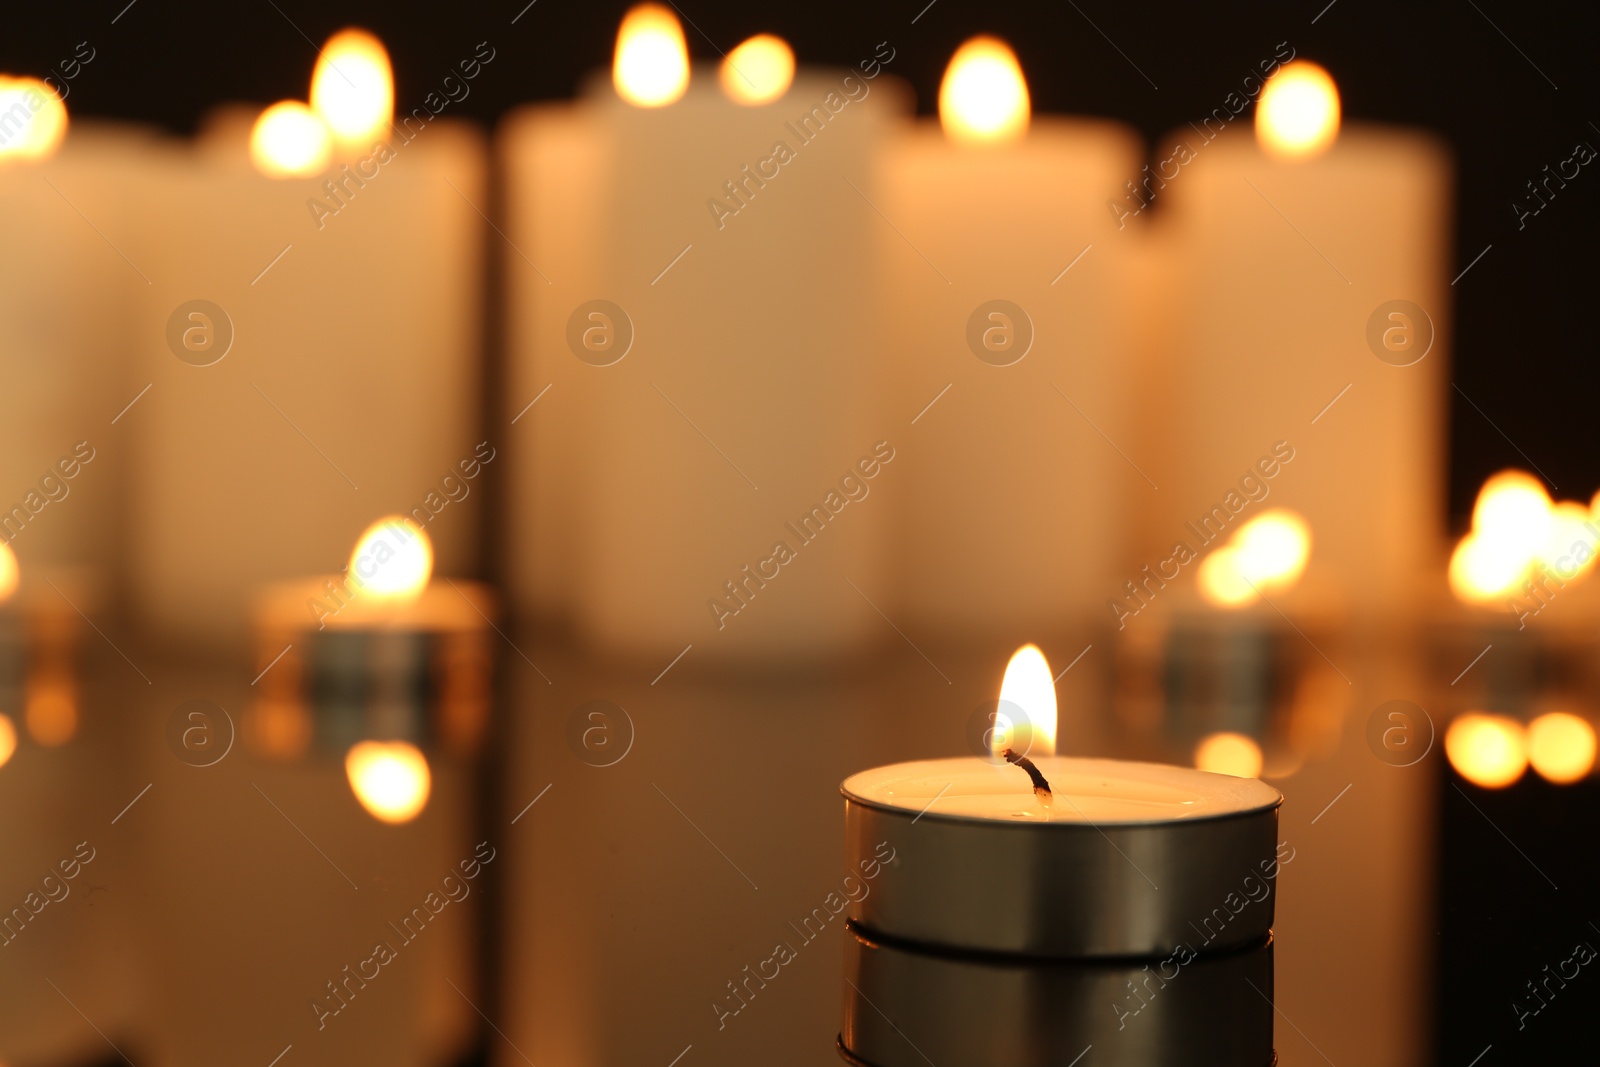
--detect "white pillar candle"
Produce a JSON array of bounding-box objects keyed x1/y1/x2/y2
[
  {"x1": 0, "y1": 91, "x2": 150, "y2": 1064},
  {"x1": 878, "y1": 38, "x2": 1143, "y2": 638},
  {"x1": 124, "y1": 34, "x2": 487, "y2": 651},
  {"x1": 504, "y1": 8, "x2": 904, "y2": 661},
  {"x1": 0, "y1": 93, "x2": 149, "y2": 575},
  {"x1": 1141, "y1": 60, "x2": 1450, "y2": 627}
]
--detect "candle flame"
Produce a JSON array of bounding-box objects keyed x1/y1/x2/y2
[
  {"x1": 1527, "y1": 712, "x2": 1596, "y2": 784},
  {"x1": 348, "y1": 515, "x2": 433, "y2": 601},
  {"x1": 311, "y1": 28, "x2": 394, "y2": 149},
  {"x1": 0, "y1": 76, "x2": 68, "y2": 162},
  {"x1": 939, "y1": 36, "x2": 1030, "y2": 145},
  {"x1": 994, "y1": 644, "x2": 1056, "y2": 757},
  {"x1": 1445, "y1": 713, "x2": 1526, "y2": 789},
  {"x1": 346, "y1": 740, "x2": 431, "y2": 823},
  {"x1": 1194, "y1": 732, "x2": 1264, "y2": 778},
  {"x1": 0, "y1": 541, "x2": 18, "y2": 602},
  {"x1": 1198, "y1": 508, "x2": 1311, "y2": 608},
  {"x1": 1256, "y1": 60, "x2": 1340, "y2": 160},
  {"x1": 0, "y1": 714, "x2": 15, "y2": 769},
  {"x1": 720, "y1": 34, "x2": 794, "y2": 106},
  {"x1": 614, "y1": 3, "x2": 690, "y2": 108},
  {"x1": 1448, "y1": 470, "x2": 1556, "y2": 604},
  {"x1": 249, "y1": 100, "x2": 333, "y2": 178},
  {"x1": 1537, "y1": 501, "x2": 1599, "y2": 579}
]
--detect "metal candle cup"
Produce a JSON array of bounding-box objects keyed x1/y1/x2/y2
[
  {"x1": 843, "y1": 757, "x2": 1283, "y2": 957},
  {"x1": 839, "y1": 757, "x2": 1282, "y2": 1066}
]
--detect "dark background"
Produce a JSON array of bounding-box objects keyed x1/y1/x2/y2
[{"x1": 6, "y1": 0, "x2": 1599, "y2": 526}]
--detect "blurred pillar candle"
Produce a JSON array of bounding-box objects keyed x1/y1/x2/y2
[
  {"x1": 0, "y1": 83, "x2": 149, "y2": 578},
  {"x1": 1149, "y1": 60, "x2": 1450, "y2": 625},
  {"x1": 877, "y1": 38, "x2": 1143, "y2": 638},
  {"x1": 0, "y1": 96, "x2": 150, "y2": 1063},
  {"x1": 125, "y1": 35, "x2": 486, "y2": 650},
  {"x1": 503, "y1": 8, "x2": 904, "y2": 658}
]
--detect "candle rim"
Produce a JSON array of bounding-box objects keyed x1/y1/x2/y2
[{"x1": 841, "y1": 755, "x2": 1282, "y2": 828}]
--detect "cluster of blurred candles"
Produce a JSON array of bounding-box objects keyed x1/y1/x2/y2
[
  {"x1": 0, "y1": 1, "x2": 1592, "y2": 826},
  {"x1": 1443, "y1": 469, "x2": 1600, "y2": 788}
]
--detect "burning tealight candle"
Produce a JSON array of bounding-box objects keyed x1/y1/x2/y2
[
  {"x1": 251, "y1": 515, "x2": 493, "y2": 823},
  {"x1": 838, "y1": 646, "x2": 1282, "y2": 1066}
]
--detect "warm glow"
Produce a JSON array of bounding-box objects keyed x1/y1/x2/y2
[
  {"x1": 1198, "y1": 509, "x2": 1311, "y2": 608},
  {"x1": 0, "y1": 541, "x2": 17, "y2": 602},
  {"x1": 995, "y1": 644, "x2": 1056, "y2": 757},
  {"x1": 1197, "y1": 547, "x2": 1256, "y2": 607},
  {"x1": 311, "y1": 29, "x2": 394, "y2": 149},
  {"x1": 1473, "y1": 470, "x2": 1552, "y2": 547},
  {"x1": 1536, "y1": 500, "x2": 1598, "y2": 579},
  {"x1": 1527, "y1": 712, "x2": 1596, "y2": 784},
  {"x1": 25, "y1": 675, "x2": 77, "y2": 746},
  {"x1": 613, "y1": 3, "x2": 689, "y2": 108},
  {"x1": 1234, "y1": 509, "x2": 1311, "y2": 587},
  {"x1": 939, "y1": 37, "x2": 1030, "y2": 145},
  {"x1": 348, "y1": 516, "x2": 433, "y2": 600},
  {"x1": 0, "y1": 76, "x2": 68, "y2": 162},
  {"x1": 1448, "y1": 534, "x2": 1526, "y2": 603},
  {"x1": 1256, "y1": 61, "x2": 1340, "y2": 160},
  {"x1": 0, "y1": 714, "x2": 15, "y2": 768},
  {"x1": 1449, "y1": 471, "x2": 1556, "y2": 603},
  {"x1": 345, "y1": 740, "x2": 431, "y2": 823},
  {"x1": 1194, "y1": 732, "x2": 1264, "y2": 778},
  {"x1": 720, "y1": 34, "x2": 794, "y2": 105},
  {"x1": 1445, "y1": 713, "x2": 1527, "y2": 789},
  {"x1": 249, "y1": 101, "x2": 333, "y2": 178}
]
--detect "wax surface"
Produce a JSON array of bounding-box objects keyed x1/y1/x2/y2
[{"x1": 843, "y1": 756, "x2": 1281, "y2": 824}]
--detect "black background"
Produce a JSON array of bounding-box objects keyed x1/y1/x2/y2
[{"x1": 6, "y1": 0, "x2": 1599, "y2": 525}]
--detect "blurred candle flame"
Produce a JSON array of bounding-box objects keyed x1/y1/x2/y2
[
  {"x1": 720, "y1": 34, "x2": 795, "y2": 105},
  {"x1": 311, "y1": 29, "x2": 394, "y2": 149},
  {"x1": 1256, "y1": 60, "x2": 1340, "y2": 160},
  {"x1": 349, "y1": 516, "x2": 433, "y2": 601},
  {"x1": 995, "y1": 644, "x2": 1056, "y2": 757},
  {"x1": 249, "y1": 101, "x2": 332, "y2": 178},
  {"x1": 1198, "y1": 508, "x2": 1311, "y2": 608},
  {"x1": 0, "y1": 76, "x2": 68, "y2": 162},
  {"x1": 614, "y1": 3, "x2": 690, "y2": 108},
  {"x1": 0, "y1": 713, "x2": 16, "y2": 769},
  {"x1": 0, "y1": 541, "x2": 18, "y2": 602},
  {"x1": 1536, "y1": 500, "x2": 1597, "y2": 579},
  {"x1": 1445, "y1": 713, "x2": 1527, "y2": 788},
  {"x1": 1194, "y1": 732, "x2": 1264, "y2": 778},
  {"x1": 1447, "y1": 470, "x2": 1582, "y2": 604},
  {"x1": 939, "y1": 36, "x2": 1030, "y2": 145},
  {"x1": 1527, "y1": 712, "x2": 1596, "y2": 784},
  {"x1": 345, "y1": 740, "x2": 431, "y2": 823}
]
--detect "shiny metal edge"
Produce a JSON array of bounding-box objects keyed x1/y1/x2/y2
[{"x1": 847, "y1": 796, "x2": 1282, "y2": 957}]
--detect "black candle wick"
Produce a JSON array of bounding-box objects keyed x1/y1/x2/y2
[{"x1": 1002, "y1": 748, "x2": 1053, "y2": 798}]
